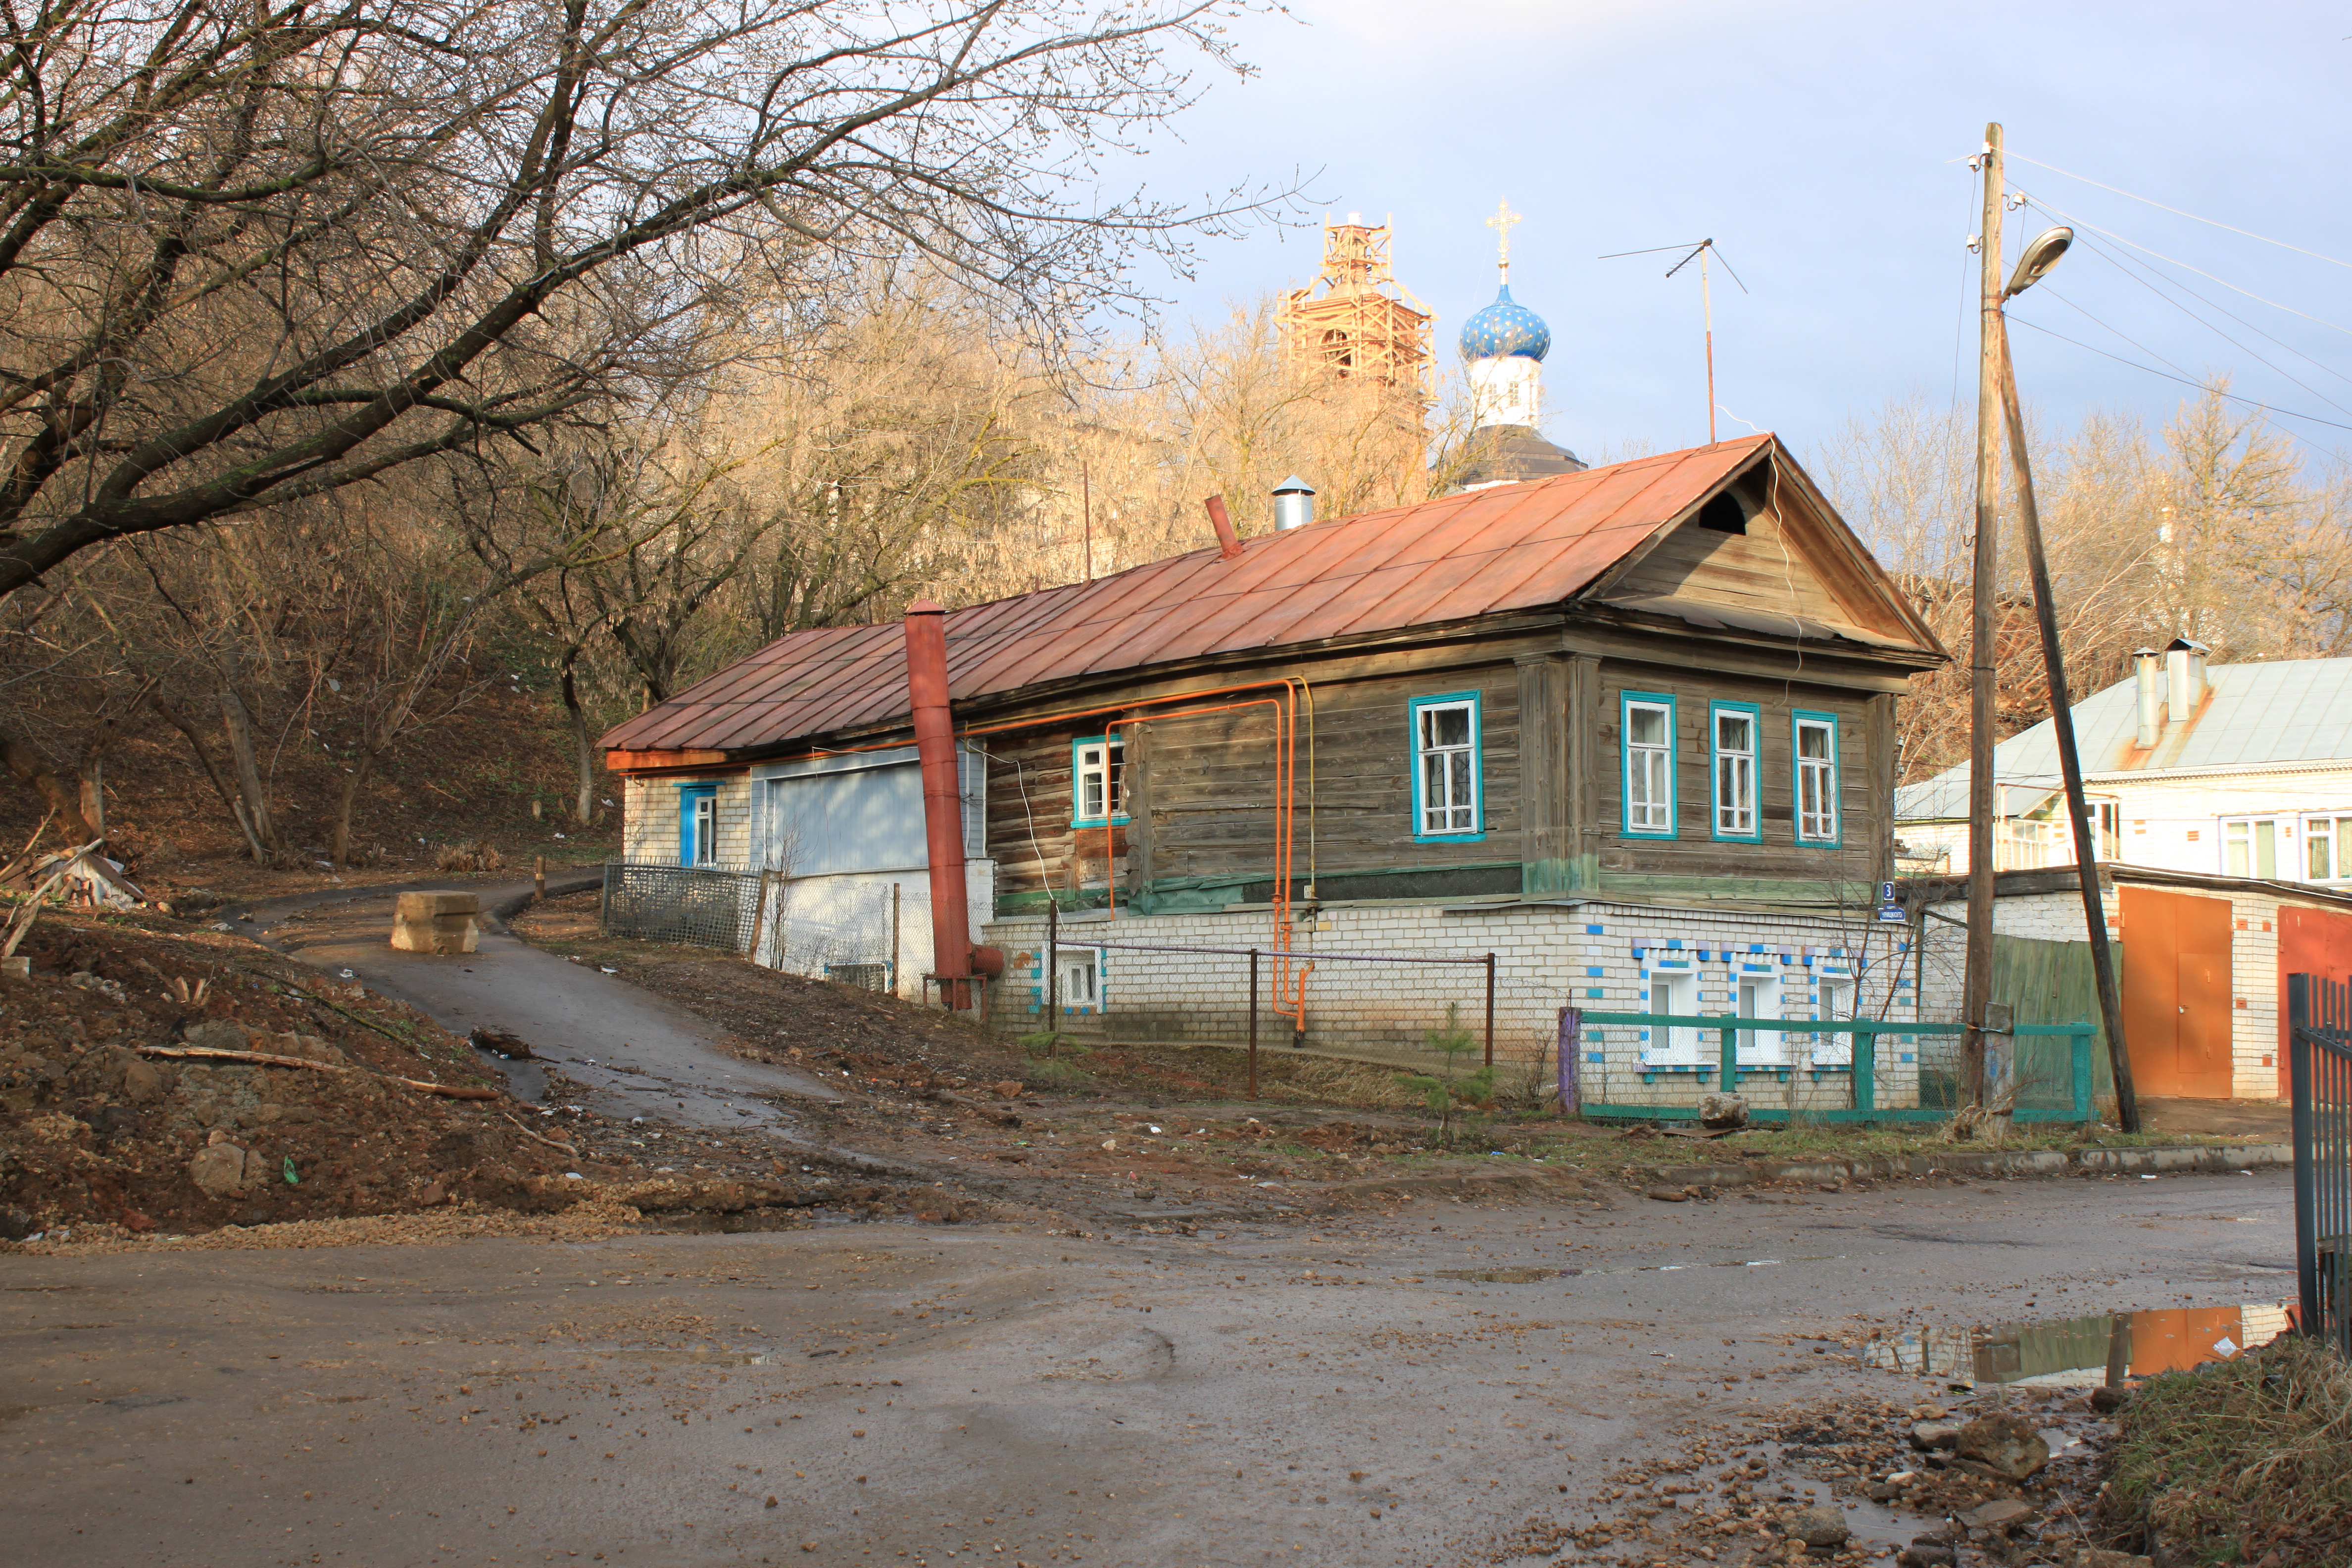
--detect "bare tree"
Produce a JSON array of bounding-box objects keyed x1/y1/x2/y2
[{"x1": 0, "y1": 0, "x2": 1280, "y2": 604}]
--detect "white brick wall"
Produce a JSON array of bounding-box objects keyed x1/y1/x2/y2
[
  {"x1": 622, "y1": 774, "x2": 755, "y2": 868},
  {"x1": 980, "y1": 898, "x2": 1926, "y2": 1112}
]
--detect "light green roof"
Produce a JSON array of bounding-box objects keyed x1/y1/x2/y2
[{"x1": 1896, "y1": 657, "x2": 2352, "y2": 823}]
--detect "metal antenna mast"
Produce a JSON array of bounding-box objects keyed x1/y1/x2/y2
[{"x1": 1600, "y1": 239, "x2": 1748, "y2": 444}]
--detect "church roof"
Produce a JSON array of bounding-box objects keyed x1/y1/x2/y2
[{"x1": 1459, "y1": 284, "x2": 1551, "y2": 362}]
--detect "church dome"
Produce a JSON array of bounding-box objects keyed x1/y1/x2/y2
[{"x1": 1459, "y1": 285, "x2": 1551, "y2": 362}]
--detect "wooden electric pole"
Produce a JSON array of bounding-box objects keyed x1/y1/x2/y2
[
  {"x1": 1963, "y1": 122, "x2": 2005, "y2": 1107},
  {"x1": 1997, "y1": 347, "x2": 2142, "y2": 1132}
]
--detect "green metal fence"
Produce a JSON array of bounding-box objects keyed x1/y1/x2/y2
[{"x1": 1569, "y1": 1011, "x2": 2098, "y2": 1124}]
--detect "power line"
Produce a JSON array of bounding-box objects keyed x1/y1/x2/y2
[
  {"x1": 2006, "y1": 151, "x2": 2352, "y2": 273},
  {"x1": 2006, "y1": 313, "x2": 2352, "y2": 438},
  {"x1": 2052, "y1": 216, "x2": 2352, "y2": 396},
  {"x1": 2019, "y1": 189, "x2": 2352, "y2": 340}
]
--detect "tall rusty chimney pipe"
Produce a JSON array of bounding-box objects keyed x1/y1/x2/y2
[
  {"x1": 902, "y1": 601, "x2": 972, "y2": 1008},
  {"x1": 1204, "y1": 495, "x2": 1244, "y2": 561}
]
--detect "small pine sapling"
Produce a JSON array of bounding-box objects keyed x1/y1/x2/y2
[{"x1": 1395, "y1": 1002, "x2": 1495, "y2": 1138}]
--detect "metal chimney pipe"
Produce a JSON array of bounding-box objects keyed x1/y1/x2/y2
[
  {"x1": 1204, "y1": 495, "x2": 1244, "y2": 560},
  {"x1": 2165, "y1": 637, "x2": 2205, "y2": 725},
  {"x1": 902, "y1": 601, "x2": 972, "y2": 1009},
  {"x1": 1273, "y1": 475, "x2": 1316, "y2": 531},
  {"x1": 2133, "y1": 648, "x2": 2161, "y2": 748}
]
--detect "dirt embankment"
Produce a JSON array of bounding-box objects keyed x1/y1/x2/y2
[{"x1": 0, "y1": 908, "x2": 585, "y2": 1238}]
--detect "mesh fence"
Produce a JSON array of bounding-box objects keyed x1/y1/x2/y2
[
  {"x1": 752, "y1": 877, "x2": 927, "y2": 991},
  {"x1": 1000, "y1": 932, "x2": 1564, "y2": 1084},
  {"x1": 600, "y1": 863, "x2": 761, "y2": 953}
]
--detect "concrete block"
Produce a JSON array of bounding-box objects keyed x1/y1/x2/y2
[{"x1": 392, "y1": 891, "x2": 479, "y2": 954}]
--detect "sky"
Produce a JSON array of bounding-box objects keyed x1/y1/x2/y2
[{"x1": 1098, "y1": 0, "x2": 2352, "y2": 474}]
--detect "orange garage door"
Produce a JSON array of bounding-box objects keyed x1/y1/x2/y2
[{"x1": 2119, "y1": 885, "x2": 2236, "y2": 1098}]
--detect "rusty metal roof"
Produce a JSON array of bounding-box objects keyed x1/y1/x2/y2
[{"x1": 603, "y1": 435, "x2": 1926, "y2": 761}]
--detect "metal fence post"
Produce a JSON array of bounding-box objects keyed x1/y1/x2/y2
[
  {"x1": 1046, "y1": 901, "x2": 1059, "y2": 1026},
  {"x1": 2070, "y1": 1027, "x2": 2093, "y2": 1123},
  {"x1": 2293, "y1": 972, "x2": 2319, "y2": 1340},
  {"x1": 1558, "y1": 1006, "x2": 1579, "y2": 1115},
  {"x1": 1854, "y1": 1026, "x2": 1875, "y2": 1115},
  {"x1": 1718, "y1": 1022, "x2": 1736, "y2": 1096},
  {"x1": 598, "y1": 862, "x2": 612, "y2": 933},
  {"x1": 1248, "y1": 948, "x2": 1260, "y2": 1099},
  {"x1": 1483, "y1": 953, "x2": 1496, "y2": 1069}
]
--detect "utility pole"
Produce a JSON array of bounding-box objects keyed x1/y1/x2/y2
[
  {"x1": 1963, "y1": 122, "x2": 2005, "y2": 1107},
  {"x1": 1998, "y1": 348, "x2": 2142, "y2": 1132},
  {"x1": 1081, "y1": 462, "x2": 1093, "y2": 583}
]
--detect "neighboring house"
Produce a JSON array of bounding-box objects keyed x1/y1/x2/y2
[
  {"x1": 1895, "y1": 648, "x2": 2352, "y2": 1101},
  {"x1": 1896, "y1": 644, "x2": 2352, "y2": 881},
  {"x1": 599, "y1": 434, "x2": 1953, "y2": 1110}
]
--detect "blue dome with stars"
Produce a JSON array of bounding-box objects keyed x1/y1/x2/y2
[{"x1": 1459, "y1": 285, "x2": 1551, "y2": 362}]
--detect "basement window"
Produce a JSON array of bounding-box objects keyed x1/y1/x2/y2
[
  {"x1": 1053, "y1": 948, "x2": 1103, "y2": 1012},
  {"x1": 1410, "y1": 692, "x2": 1484, "y2": 842},
  {"x1": 1072, "y1": 736, "x2": 1127, "y2": 828}
]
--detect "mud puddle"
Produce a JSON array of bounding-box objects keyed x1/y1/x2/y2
[{"x1": 1862, "y1": 1299, "x2": 2292, "y2": 1385}]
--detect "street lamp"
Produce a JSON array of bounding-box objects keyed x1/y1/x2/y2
[{"x1": 2004, "y1": 226, "x2": 2073, "y2": 299}]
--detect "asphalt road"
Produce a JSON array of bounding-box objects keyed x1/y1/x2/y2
[
  {"x1": 7, "y1": 1166, "x2": 2294, "y2": 1567},
  {"x1": 221, "y1": 878, "x2": 843, "y2": 1138}
]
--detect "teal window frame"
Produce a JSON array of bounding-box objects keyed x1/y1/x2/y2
[
  {"x1": 1792, "y1": 709, "x2": 1842, "y2": 846},
  {"x1": 677, "y1": 782, "x2": 720, "y2": 866},
  {"x1": 1071, "y1": 735, "x2": 1128, "y2": 829},
  {"x1": 1620, "y1": 690, "x2": 1678, "y2": 839},
  {"x1": 1709, "y1": 700, "x2": 1763, "y2": 843},
  {"x1": 1409, "y1": 690, "x2": 1485, "y2": 843}
]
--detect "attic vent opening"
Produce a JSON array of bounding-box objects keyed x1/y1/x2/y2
[{"x1": 1698, "y1": 491, "x2": 1748, "y2": 535}]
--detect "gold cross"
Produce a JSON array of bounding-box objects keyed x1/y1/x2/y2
[{"x1": 1487, "y1": 199, "x2": 1521, "y2": 279}]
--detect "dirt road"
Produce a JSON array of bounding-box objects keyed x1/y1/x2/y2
[{"x1": 8, "y1": 1166, "x2": 2291, "y2": 1567}]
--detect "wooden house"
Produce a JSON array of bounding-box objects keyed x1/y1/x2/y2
[{"x1": 602, "y1": 434, "x2": 1951, "y2": 1106}]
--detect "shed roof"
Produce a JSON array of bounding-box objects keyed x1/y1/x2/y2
[
  {"x1": 1896, "y1": 656, "x2": 2352, "y2": 822},
  {"x1": 604, "y1": 434, "x2": 1935, "y2": 762}
]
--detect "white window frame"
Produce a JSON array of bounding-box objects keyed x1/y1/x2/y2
[
  {"x1": 1712, "y1": 703, "x2": 1760, "y2": 840},
  {"x1": 690, "y1": 791, "x2": 717, "y2": 866},
  {"x1": 2305, "y1": 814, "x2": 2352, "y2": 882},
  {"x1": 1622, "y1": 693, "x2": 1677, "y2": 838},
  {"x1": 1410, "y1": 692, "x2": 1483, "y2": 840},
  {"x1": 1812, "y1": 975, "x2": 1856, "y2": 1066},
  {"x1": 2222, "y1": 815, "x2": 2291, "y2": 880},
  {"x1": 1735, "y1": 973, "x2": 1783, "y2": 1065},
  {"x1": 1645, "y1": 967, "x2": 1701, "y2": 1062},
  {"x1": 1054, "y1": 947, "x2": 1102, "y2": 1011},
  {"x1": 1072, "y1": 735, "x2": 1127, "y2": 828},
  {"x1": 1793, "y1": 712, "x2": 1840, "y2": 845}
]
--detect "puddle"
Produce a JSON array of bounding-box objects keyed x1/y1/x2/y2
[
  {"x1": 1437, "y1": 1267, "x2": 1560, "y2": 1283},
  {"x1": 470, "y1": 1045, "x2": 548, "y2": 1103},
  {"x1": 100, "y1": 1393, "x2": 187, "y2": 1409},
  {"x1": 1861, "y1": 1300, "x2": 2292, "y2": 1385},
  {"x1": 634, "y1": 1347, "x2": 790, "y2": 1367}
]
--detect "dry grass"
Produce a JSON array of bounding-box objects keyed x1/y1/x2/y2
[
  {"x1": 1275, "y1": 1057, "x2": 1421, "y2": 1110},
  {"x1": 2106, "y1": 1334, "x2": 2352, "y2": 1565}
]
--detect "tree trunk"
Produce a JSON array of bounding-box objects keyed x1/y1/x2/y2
[
  {"x1": 219, "y1": 690, "x2": 278, "y2": 857},
  {"x1": 329, "y1": 751, "x2": 376, "y2": 867},
  {"x1": 147, "y1": 691, "x2": 261, "y2": 859},
  {"x1": 561, "y1": 658, "x2": 598, "y2": 825},
  {"x1": 76, "y1": 718, "x2": 117, "y2": 843},
  {"x1": 0, "y1": 727, "x2": 102, "y2": 845}
]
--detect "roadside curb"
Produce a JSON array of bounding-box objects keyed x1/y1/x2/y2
[{"x1": 1641, "y1": 1141, "x2": 2293, "y2": 1190}]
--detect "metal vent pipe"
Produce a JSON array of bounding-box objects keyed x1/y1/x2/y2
[
  {"x1": 1273, "y1": 475, "x2": 1316, "y2": 531},
  {"x1": 1204, "y1": 495, "x2": 1244, "y2": 560},
  {"x1": 2133, "y1": 648, "x2": 2161, "y2": 748},
  {"x1": 2165, "y1": 637, "x2": 2207, "y2": 724},
  {"x1": 902, "y1": 601, "x2": 972, "y2": 1008}
]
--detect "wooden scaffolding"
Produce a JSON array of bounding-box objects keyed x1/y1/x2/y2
[{"x1": 1277, "y1": 217, "x2": 1434, "y2": 398}]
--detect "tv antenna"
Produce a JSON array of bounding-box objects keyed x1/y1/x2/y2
[{"x1": 1599, "y1": 238, "x2": 1749, "y2": 444}]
